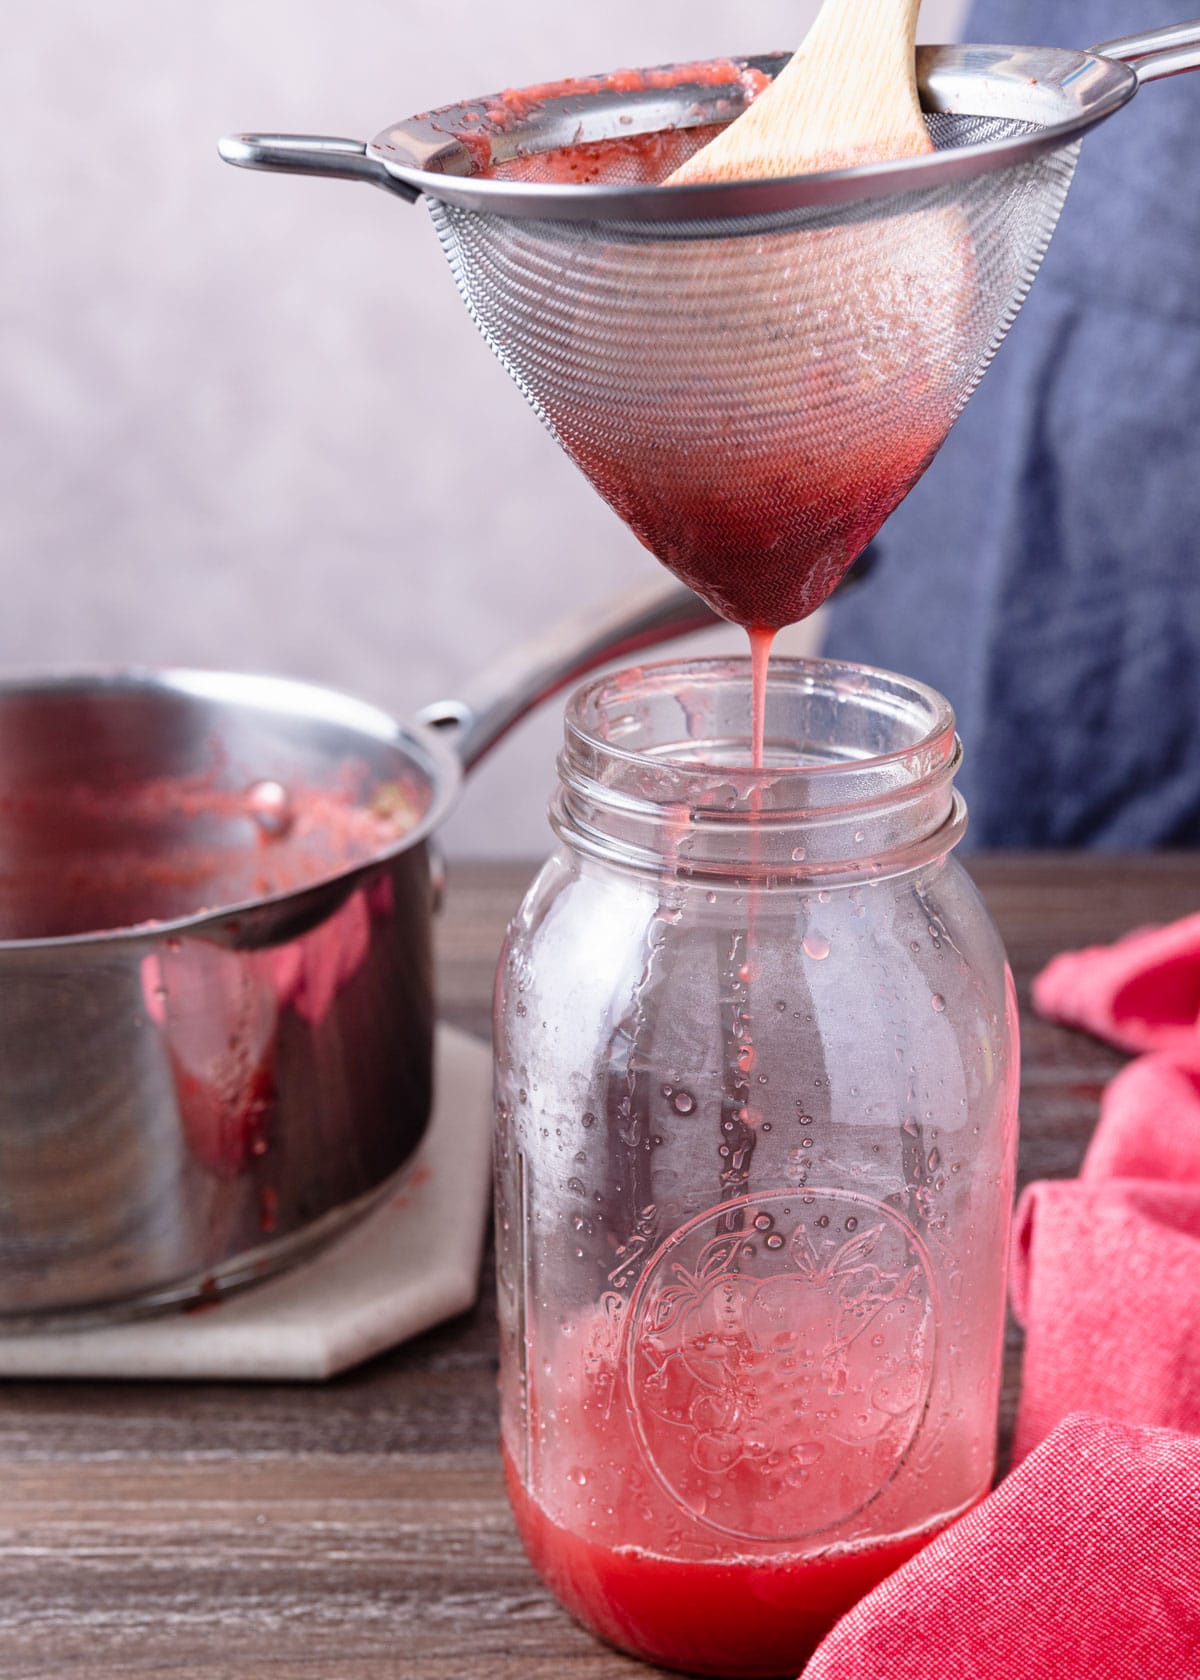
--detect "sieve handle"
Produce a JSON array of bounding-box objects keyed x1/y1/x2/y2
[
  {"x1": 416, "y1": 583, "x2": 721, "y2": 774},
  {"x1": 1091, "y1": 19, "x2": 1200, "y2": 82},
  {"x1": 217, "y1": 133, "x2": 420, "y2": 201}
]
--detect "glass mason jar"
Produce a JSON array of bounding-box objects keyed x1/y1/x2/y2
[{"x1": 494, "y1": 656, "x2": 1019, "y2": 1679}]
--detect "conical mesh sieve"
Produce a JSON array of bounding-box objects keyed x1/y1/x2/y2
[
  {"x1": 220, "y1": 26, "x2": 1200, "y2": 627},
  {"x1": 426, "y1": 108, "x2": 1074, "y2": 628}
]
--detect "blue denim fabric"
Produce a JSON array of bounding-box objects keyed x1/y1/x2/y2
[{"x1": 823, "y1": 1, "x2": 1200, "y2": 846}]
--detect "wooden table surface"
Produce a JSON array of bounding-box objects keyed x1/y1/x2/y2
[{"x1": 0, "y1": 854, "x2": 1196, "y2": 1680}]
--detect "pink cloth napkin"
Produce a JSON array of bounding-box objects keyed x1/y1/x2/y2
[
  {"x1": 803, "y1": 1413, "x2": 1200, "y2": 1680},
  {"x1": 1011, "y1": 1049, "x2": 1200, "y2": 1459},
  {"x1": 1031, "y1": 911, "x2": 1200, "y2": 1059},
  {"x1": 803, "y1": 914, "x2": 1200, "y2": 1678},
  {"x1": 1015, "y1": 921, "x2": 1200, "y2": 1459}
]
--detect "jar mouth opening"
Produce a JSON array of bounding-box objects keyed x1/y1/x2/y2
[
  {"x1": 564, "y1": 655, "x2": 957, "y2": 801},
  {"x1": 557, "y1": 656, "x2": 963, "y2": 880}
]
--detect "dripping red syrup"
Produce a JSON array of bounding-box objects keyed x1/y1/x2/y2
[
  {"x1": 748, "y1": 624, "x2": 775, "y2": 774},
  {"x1": 741, "y1": 623, "x2": 774, "y2": 1083}
]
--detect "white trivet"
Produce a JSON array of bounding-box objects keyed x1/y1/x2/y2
[{"x1": 0, "y1": 1024, "x2": 492, "y2": 1381}]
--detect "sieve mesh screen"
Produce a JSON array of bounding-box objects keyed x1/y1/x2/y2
[{"x1": 430, "y1": 113, "x2": 1080, "y2": 628}]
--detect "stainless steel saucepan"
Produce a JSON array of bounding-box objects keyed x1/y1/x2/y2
[{"x1": 0, "y1": 584, "x2": 716, "y2": 1324}]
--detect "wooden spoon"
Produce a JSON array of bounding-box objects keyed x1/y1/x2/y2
[{"x1": 667, "y1": 0, "x2": 932, "y2": 185}]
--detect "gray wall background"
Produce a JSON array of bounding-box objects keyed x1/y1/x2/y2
[{"x1": 1, "y1": 0, "x2": 967, "y2": 854}]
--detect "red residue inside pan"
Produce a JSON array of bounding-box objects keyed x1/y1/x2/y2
[{"x1": 0, "y1": 762, "x2": 425, "y2": 940}]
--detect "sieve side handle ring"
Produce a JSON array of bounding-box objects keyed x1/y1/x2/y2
[
  {"x1": 1091, "y1": 19, "x2": 1200, "y2": 83},
  {"x1": 217, "y1": 134, "x2": 421, "y2": 201}
]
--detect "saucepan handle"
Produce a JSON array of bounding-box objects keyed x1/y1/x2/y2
[
  {"x1": 1091, "y1": 18, "x2": 1200, "y2": 82},
  {"x1": 217, "y1": 133, "x2": 421, "y2": 200},
  {"x1": 416, "y1": 583, "x2": 721, "y2": 773}
]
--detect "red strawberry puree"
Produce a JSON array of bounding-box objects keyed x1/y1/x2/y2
[{"x1": 442, "y1": 60, "x2": 772, "y2": 180}]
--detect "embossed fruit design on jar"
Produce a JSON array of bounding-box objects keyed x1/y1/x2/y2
[{"x1": 494, "y1": 657, "x2": 1019, "y2": 1678}]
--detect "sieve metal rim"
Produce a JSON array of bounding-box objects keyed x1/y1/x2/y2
[{"x1": 365, "y1": 43, "x2": 1137, "y2": 223}]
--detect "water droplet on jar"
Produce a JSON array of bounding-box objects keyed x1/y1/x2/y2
[
  {"x1": 672, "y1": 1090, "x2": 696, "y2": 1115},
  {"x1": 246, "y1": 779, "x2": 294, "y2": 838},
  {"x1": 797, "y1": 1112, "x2": 813, "y2": 1126},
  {"x1": 845, "y1": 1216, "x2": 858, "y2": 1232},
  {"x1": 910, "y1": 941, "x2": 921, "y2": 953},
  {"x1": 803, "y1": 932, "x2": 831, "y2": 961},
  {"x1": 765, "y1": 1233, "x2": 785, "y2": 1250},
  {"x1": 927, "y1": 1149, "x2": 942, "y2": 1173},
  {"x1": 706, "y1": 891, "x2": 718, "y2": 905},
  {"x1": 581, "y1": 1111, "x2": 596, "y2": 1130},
  {"x1": 903, "y1": 1116, "x2": 918, "y2": 1137},
  {"x1": 818, "y1": 890, "x2": 831, "y2": 905},
  {"x1": 753, "y1": 1213, "x2": 774, "y2": 1232},
  {"x1": 816, "y1": 1215, "x2": 830, "y2": 1228},
  {"x1": 931, "y1": 994, "x2": 947, "y2": 1013},
  {"x1": 791, "y1": 846, "x2": 807, "y2": 862}
]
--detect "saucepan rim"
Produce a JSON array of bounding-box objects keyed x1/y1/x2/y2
[{"x1": 0, "y1": 665, "x2": 464, "y2": 954}]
